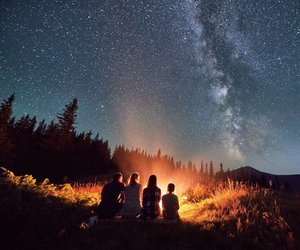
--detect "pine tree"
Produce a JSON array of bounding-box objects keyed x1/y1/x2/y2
[
  {"x1": 57, "y1": 98, "x2": 78, "y2": 141},
  {"x1": 193, "y1": 164, "x2": 197, "y2": 173},
  {"x1": 35, "y1": 120, "x2": 47, "y2": 137},
  {"x1": 209, "y1": 160, "x2": 214, "y2": 179},
  {"x1": 38, "y1": 98, "x2": 78, "y2": 180},
  {"x1": 205, "y1": 163, "x2": 208, "y2": 177},
  {"x1": 187, "y1": 160, "x2": 193, "y2": 172},
  {"x1": 170, "y1": 157, "x2": 175, "y2": 170},
  {"x1": 0, "y1": 94, "x2": 15, "y2": 126},
  {"x1": 157, "y1": 148, "x2": 161, "y2": 158},
  {"x1": 200, "y1": 160, "x2": 204, "y2": 175},
  {"x1": 220, "y1": 162, "x2": 224, "y2": 173},
  {"x1": 218, "y1": 162, "x2": 224, "y2": 180},
  {"x1": 0, "y1": 94, "x2": 15, "y2": 166}
]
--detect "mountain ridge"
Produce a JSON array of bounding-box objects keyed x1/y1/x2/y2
[{"x1": 229, "y1": 166, "x2": 300, "y2": 192}]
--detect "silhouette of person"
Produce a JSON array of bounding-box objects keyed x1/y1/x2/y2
[
  {"x1": 120, "y1": 172, "x2": 142, "y2": 218},
  {"x1": 142, "y1": 175, "x2": 161, "y2": 219},
  {"x1": 97, "y1": 172, "x2": 125, "y2": 219},
  {"x1": 162, "y1": 183, "x2": 180, "y2": 221}
]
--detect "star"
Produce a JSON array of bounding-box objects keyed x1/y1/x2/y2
[{"x1": 0, "y1": 0, "x2": 299, "y2": 174}]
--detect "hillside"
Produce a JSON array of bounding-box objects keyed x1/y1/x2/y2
[
  {"x1": 229, "y1": 166, "x2": 300, "y2": 192},
  {"x1": 1, "y1": 167, "x2": 299, "y2": 249}
]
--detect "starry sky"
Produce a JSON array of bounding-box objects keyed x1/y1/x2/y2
[{"x1": 1, "y1": 0, "x2": 300, "y2": 174}]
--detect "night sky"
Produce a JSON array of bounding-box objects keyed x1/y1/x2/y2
[{"x1": 1, "y1": 0, "x2": 300, "y2": 174}]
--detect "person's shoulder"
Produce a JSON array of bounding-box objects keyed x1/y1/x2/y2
[
  {"x1": 114, "y1": 181, "x2": 125, "y2": 189},
  {"x1": 102, "y1": 182, "x2": 113, "y2": 192},
  {"x1": 104, "y1": 182, "x2": 112, "y2": 188}
]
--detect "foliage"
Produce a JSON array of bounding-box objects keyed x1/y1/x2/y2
[
  {"x1": 0, "y1": 94, "x2": 15, "y2": 166},
  {"x1": 76, "y1": 178, "x2": 297, "y2": 249},
  {"x1": 0, "y1": 168, "x2": 299, "y2": 249},
  {"x1": 180, "y1": 180, "x2": 294, "y2": 248},
  {"x1": 1, "y1": 93, "x2": 245, "y2": 187},
  {"x1": 0, "y1": 167, "x2": 99, "y2": 206},
  {"x1": 0, "y1": 95, "x2": 111, "y2": 181}
]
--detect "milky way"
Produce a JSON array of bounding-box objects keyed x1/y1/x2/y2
[{"x1": 1, "y1": 0, "x2": 300, "y2": 174}]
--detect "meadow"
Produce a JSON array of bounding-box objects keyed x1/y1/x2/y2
[{"x1": 0, "y1": 167, "x2": 299, "y2": 249}]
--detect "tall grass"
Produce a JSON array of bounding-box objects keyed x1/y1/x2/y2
[
  {"x1": 72, "y1": 176, "x2": 295, "y2": 247},
  {"x1": 0, "y1": 167, "x2": 99, "y2": 206},
  {"x1": 180, "y1": 180, "x2": 294, "y2": 248},
  {"x1": 0, "y1": 167, "x2": 297, "y2": 249}
]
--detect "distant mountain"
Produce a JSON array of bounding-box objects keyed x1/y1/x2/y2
[{"x1": 228, "y1": 166, "x2": 300, "y2": 192}]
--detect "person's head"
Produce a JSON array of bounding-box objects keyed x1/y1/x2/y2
[
  {"x1": 129, "y1": 172, "x2": 139, "y2": 186},
  {"x1": 113, "y1": 172, "x2": 123, "y2": 183},
  {"x1": 167, "y1": 183, "x2": 175, "y2": 193},
  {"x1": 147, "y1": 175, "x2": 157, "y2": 188}
]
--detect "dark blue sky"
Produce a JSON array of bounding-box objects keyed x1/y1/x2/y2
[{"x1": 1, "y1": 0, "x2": 300, "y2": 174}]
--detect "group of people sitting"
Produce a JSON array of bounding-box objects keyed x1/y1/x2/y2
[{"x1": 96, "y1": 172, "x2": 179, "y2": 222}]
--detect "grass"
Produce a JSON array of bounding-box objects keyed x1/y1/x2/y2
[{"x1": 1, "y1": 167, "x2": 299, "y2": 249}]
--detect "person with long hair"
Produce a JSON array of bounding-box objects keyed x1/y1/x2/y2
[
  {"x1": 141, "y1": 175, "x2": 161, "y2": 219},
  {"x1": 120, "y1": 172, "x2": 142, "y2": 218}
]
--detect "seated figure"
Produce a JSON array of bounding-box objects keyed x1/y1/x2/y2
[
  {"x1": 142, "y1": 175, "x2": 161, "y2": 219},
  {"x1": 120, "y1": 172, "x2": 142, "y2": 218},
  {"x1": 162, "y1": 183, "x2": 179, "y2": 221},
  {"x1": 96, "y1": 173, "x2": 125, "y2": 219}
]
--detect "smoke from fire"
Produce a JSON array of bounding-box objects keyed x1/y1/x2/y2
[{"x1": 112, "y1": 148, "x2": 199, "y2": 195}]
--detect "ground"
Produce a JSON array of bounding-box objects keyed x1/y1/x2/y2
[{"x1": 0, "y1": 168, "x2": 299, "y2": 250}]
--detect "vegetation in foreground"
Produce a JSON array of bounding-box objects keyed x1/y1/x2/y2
[{"x1": 1, "y1": 168, "x2": 299, "y2": 249}]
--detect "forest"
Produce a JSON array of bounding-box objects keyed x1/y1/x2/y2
[
  {"x1": 0, "y1": 94, "x2": 299, "y2": 249},
  {"x1": 0, "y1": 94, "x2": 232, "y2": 185}
]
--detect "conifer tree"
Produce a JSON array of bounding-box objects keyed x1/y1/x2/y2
[
  {"x1": 209, "y1": 160, "x2": 214, "y2": 179},
  {"x1": 193, "y1": 164, "x2": 197, "y2": 173},
  {"x1": 200, "y1": 160, "x2": 204, "y2": 174},
  {"x1": 157, "y1": 148, "x2": 161, "y2": 158},
  {"x1": 0, "y1": 94, "x2": 14, "y2": 126},
  {"x1": 57, "y1": 98, "x2": 78, "y2": 141},
  {"x1": 218, "y1": 162, "x2": 224, "y2": 180},
  {"x1": 35, "y1": 120, "x2": 47, "y2": 137},
  {"x1": 170, "y1": 157, "x2": 175, "y2": 170},
  {"x1": 220, "y1": 162, "x2": 224, "y2": 173},
  {"x1": 0, "y1": 94, "x2": 15, "y2": 166},
  {"x1": 187, "y1": 160, "x2": 193, "y2": 172}
]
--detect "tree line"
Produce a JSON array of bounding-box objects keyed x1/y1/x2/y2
[
  {"x1": 0, "y1": 94, "x2": 227, "y2": 183},
  {"x1": 0, "y1": 94, "x2": 110, "y2": 181}
]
